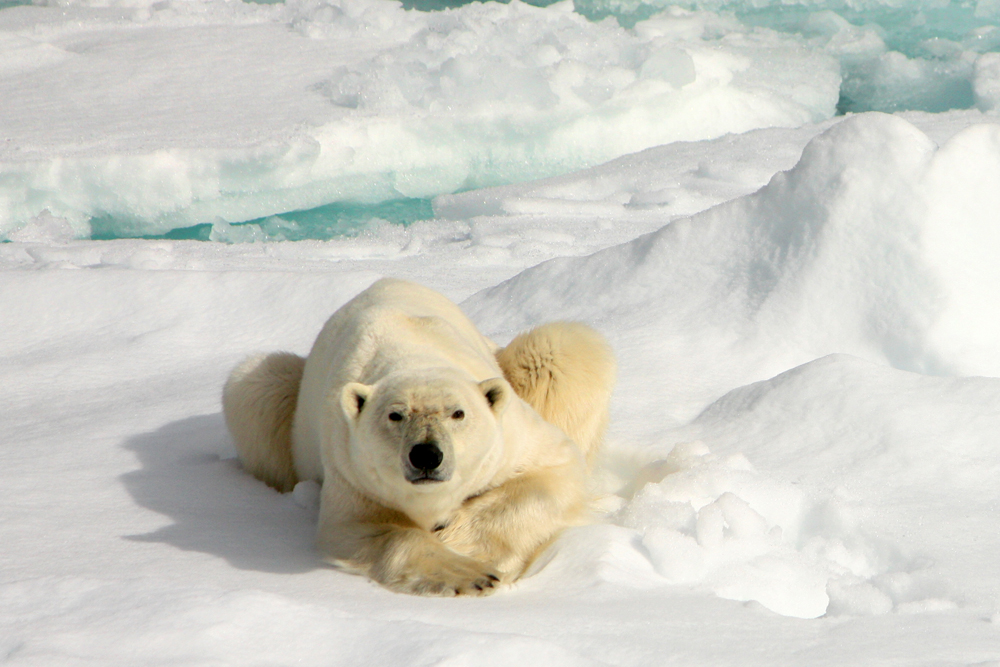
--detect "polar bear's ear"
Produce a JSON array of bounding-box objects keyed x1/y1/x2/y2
[
  {"x1": 341, "y1": 382, "x2": 373, "y2": 421},
  {"x1": 478, "y1": 377, "x2": 511, "y2": 417}
]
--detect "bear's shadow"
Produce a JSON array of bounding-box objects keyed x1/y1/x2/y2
[{"x1": 120, "y1": 413, "x2": 320, "y2": 574}]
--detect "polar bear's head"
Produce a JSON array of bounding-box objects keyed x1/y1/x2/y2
[{"x1": 338, "y1": 368, "x2": 511, "y2": 518}]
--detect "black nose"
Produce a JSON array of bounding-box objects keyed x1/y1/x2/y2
[{"x1": 408, "y1": 443, "x2": 443, "y2": 471}]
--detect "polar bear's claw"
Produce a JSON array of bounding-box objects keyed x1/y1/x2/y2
[{"x1": 386, "y1": 551, "x2": 502, "y2": 597}]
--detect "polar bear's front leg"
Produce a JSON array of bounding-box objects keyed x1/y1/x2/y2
[
  {"x1": 326, "y1": 523, "x2": 501, "y2": 596},
  {"x1": 316, "y1": 476, "x2": 501, "y2": 596},
  {"x1": 320, "y1": 521, "x2": 501, "y2": 597},
  {"x1": 438, "y1": 459, "x2": 588, "y2": 578}
]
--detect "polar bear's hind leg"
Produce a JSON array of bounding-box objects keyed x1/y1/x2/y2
[
  {"x1": 222, "y1": 352, "x2": 305, "y2": 492},
  {"x1": 496, "y1": 322, "x2": 615, "y2": 466}
]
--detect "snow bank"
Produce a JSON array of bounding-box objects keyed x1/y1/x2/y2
[
  {"x1": 466, "y1": 113, "x2": 1000, "y2": 422},
  {"x1": 453, "y1": 112, "x2": 1000, "y2": 618},
  {"x1": 576, "y1": 354, "x2": 1000, "y2": 619},
  {"x1": 0, "y1": 0, "x2": 840, "y2": 238},
  {"x1": 434, "y1": 122, "x2": 831, "y2": 225}
]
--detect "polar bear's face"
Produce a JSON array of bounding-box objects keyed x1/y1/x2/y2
[{"x1": 339, "y1": 369, "x2": 511, "y2": 511}]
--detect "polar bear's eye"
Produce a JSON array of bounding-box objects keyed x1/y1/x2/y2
[
  {"x1": 451, "y1": 410, "x2": 464, "y2": 420},
  {"x1": 388, "y1": 412, "x2": 404, "y2": 422}
]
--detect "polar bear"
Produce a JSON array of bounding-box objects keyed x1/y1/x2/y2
[{"x1": 222, "y1": 278, "x2": 615, "y2": 596}]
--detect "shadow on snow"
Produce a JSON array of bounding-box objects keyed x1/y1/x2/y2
[{"x1": 119, "y1": 413, "x2": 321, "y2": 574}]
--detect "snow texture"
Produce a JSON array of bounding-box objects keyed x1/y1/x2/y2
[
  {"x1": 3, "y1": 0, "x2": 1000, "y2": 664},
  {"x1": 2, "y1": 0, "x2": 841, "y2": 238}
]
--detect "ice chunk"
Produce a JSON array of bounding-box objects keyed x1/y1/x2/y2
[
  {"x1": 974, "y1": 52, "x2": 1000, "y2": 109},
  {"x1": 4, "y1": 210, "x2": 79, "y2": 243}
]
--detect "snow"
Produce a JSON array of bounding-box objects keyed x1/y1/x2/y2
[
  {"x1": 465, "y1": 113, "x2": 1000, "y2": 424},
  {"x1": 4, "y1": 0, "x2": 1000, "y2": 664},
  {"x1": 0, "y1": 0, "x2": 842, "y2": 238}
]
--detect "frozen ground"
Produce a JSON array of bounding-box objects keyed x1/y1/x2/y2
[{"x1": 3, "y1": 0, "x2": 1000, "y2": 665}]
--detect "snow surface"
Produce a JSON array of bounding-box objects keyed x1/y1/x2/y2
[
  {"x1": 0, "y1": 0, "x2": 841, "y2": 237},
  {"x1": 4, "y1": 0, "x2": 1000, "y2": 664}
]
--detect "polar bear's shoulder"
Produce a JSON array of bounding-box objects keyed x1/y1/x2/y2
[{"x1": 363, "y1": 279, "x2": 495, "y2": 349}]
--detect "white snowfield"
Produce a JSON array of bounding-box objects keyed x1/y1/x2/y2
[
  {"x1": 5, "y1": 108, "x2": 1000, "y2": 664},
  {"x1": 4, "y1": 0, "x2": 1000, "y2": 664}
]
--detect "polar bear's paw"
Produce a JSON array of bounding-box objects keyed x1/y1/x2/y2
[{"x1": 385, "y1": 553, "x2": 502, "y2": 597}]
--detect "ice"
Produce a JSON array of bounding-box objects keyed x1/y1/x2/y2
[
  {"x1": 1, "y1": 0, "x2": 843, "y2": 238},
  {"x1": 582, "y1": 0, "x2": 1000, "y2": 114},
  {"x1": 4, "y1": 0, "x2": 1000, "y2": 663},
  {"x1": 975, "y1": 51, "x2": 1000, "y2": 109},
  {"x1": 7, "y1": 0, "x2": 1000, "y2": 240}
]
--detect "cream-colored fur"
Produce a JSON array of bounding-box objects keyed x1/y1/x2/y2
[
  {"x1": 496, "y1": 321, "x2": 616, "y2": 467},
  {"x1": 222, "y1": 278, "x2": 614, "y2": 596},
  {"x1": 222, "y1": 351, "x2": 304, "y2": 493}
]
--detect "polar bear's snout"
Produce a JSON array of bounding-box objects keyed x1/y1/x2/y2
[
  {"x1": 405, "y1": 442, "x2": 448, "y2": 484},
  {"x1": 409, "y1": 442, "x2": 443, "y2": 471}
]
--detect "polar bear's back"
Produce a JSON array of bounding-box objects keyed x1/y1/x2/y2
[
  {"x1": 292, "y1": 278, "x2": 502, "y2": 481},
  {"x1": 308, "y1": 278, "x2": 499, "y2": 380}
]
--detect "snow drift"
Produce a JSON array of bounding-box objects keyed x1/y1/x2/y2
[
  {"x1": 459, "y1": 112, "x2": 1000, "y2": 619},
  {"x1": 466, "y1": 113, "x2": 1000, "y2": 421},
  {"x1": 585, "y1": 354, "x2": 1000, "y2": 619}
]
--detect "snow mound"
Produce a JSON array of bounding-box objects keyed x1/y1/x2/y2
[
  {"x1": 466, "y1": 112, "x2": 1000, "y2": 420},
  {"x1": 617, "y1": 441, "x2": 834, "y2": 619},
  {"x1": 653, "y1": 354, "x2": 1000, "y2": 614},
  {"x1": 608, "y1": 435, "x2": 941, "y2": 619},
  {"x1": 458, "y1": 114, "x2": 1000, "y2": 619},
  {"x1": 526, "y1": 354, "x2": 993, "y2": 619},
  {"x1": 0, "y1": 0, "x2": 839, "y2": 238}
]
